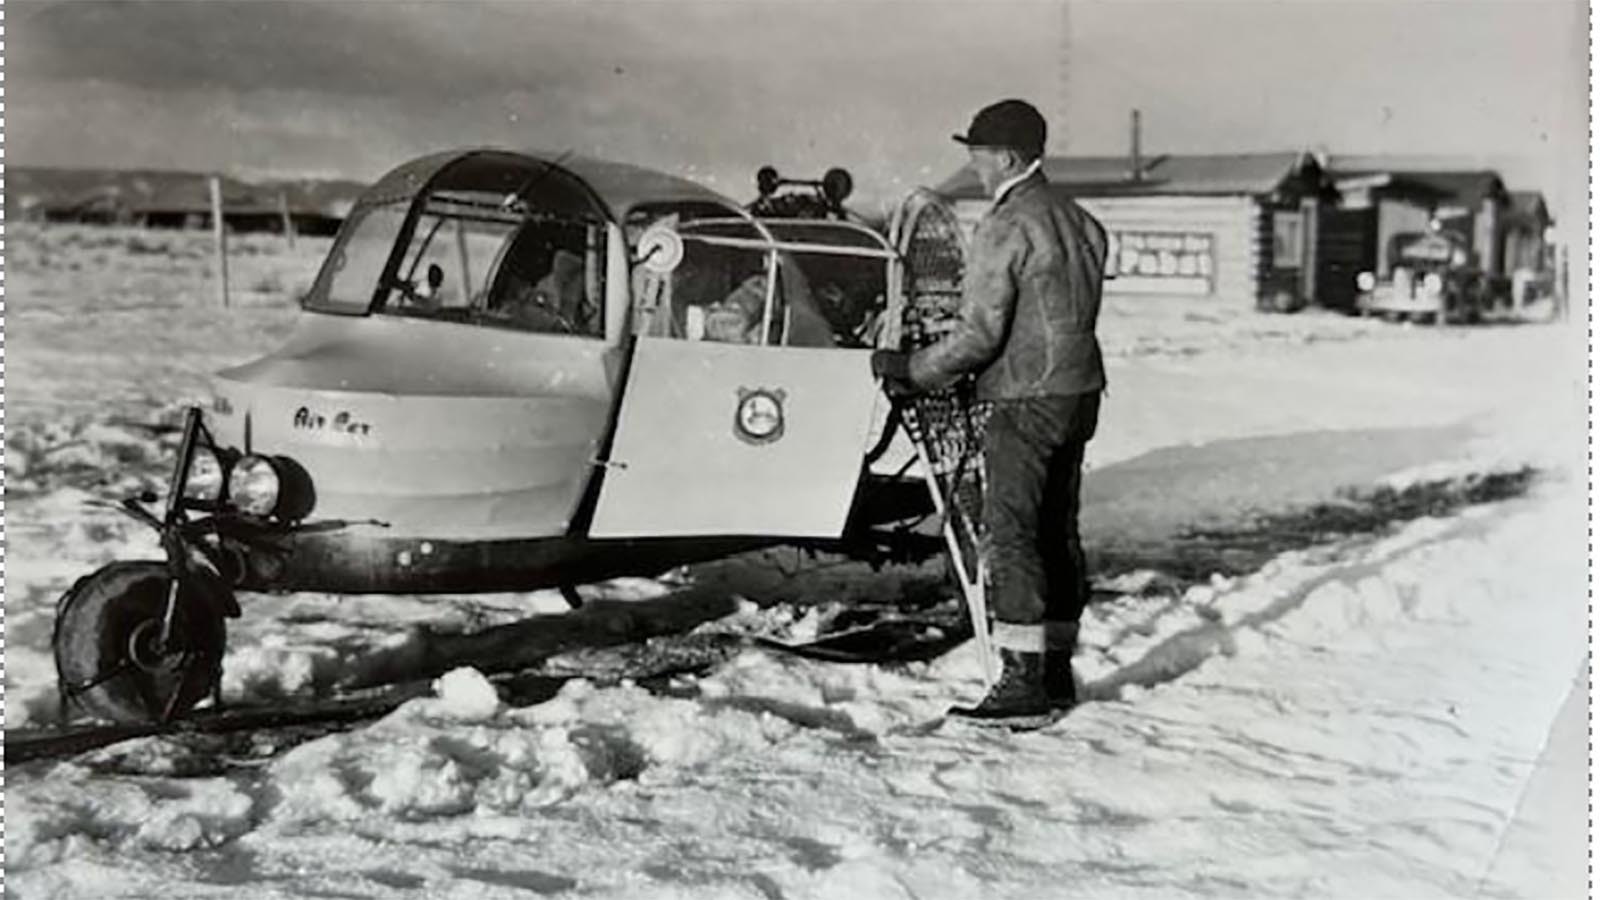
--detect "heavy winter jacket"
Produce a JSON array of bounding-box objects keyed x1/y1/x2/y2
[{"x1": 908, "y1": 171, "x2": 1108, "y2": 399}]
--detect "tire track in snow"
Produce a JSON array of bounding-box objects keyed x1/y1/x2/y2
[{"x1": 1080, "y1": 487, "x2": 1513, "y2": 705}]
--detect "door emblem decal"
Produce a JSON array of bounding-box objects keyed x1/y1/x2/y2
[{"x1": 734, "y1": 387, "x2": 787, "y2": 445}]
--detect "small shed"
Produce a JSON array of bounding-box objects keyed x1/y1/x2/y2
[
  {"x1": 1503, "y1": 191, "x2": 1554, "y2": 274},
  {"x1": 1327, "y1": 172, "x2": 1458, "y2": 283}
]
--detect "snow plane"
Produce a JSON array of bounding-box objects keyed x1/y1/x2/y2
[{"x1": 52, "y1": 148, "x2": 984, "y2": 724}]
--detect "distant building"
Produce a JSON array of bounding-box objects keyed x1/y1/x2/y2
[
  {"x1": 935, "y1": 142, "x2": 1556, "y2": 313},
  {"x1": 1327, "y1": 156, "x2": 1554, "y2": 282},
  {"x1": 1327, "y1": 159, "x2": 1505, "y2": 271},
  {"x1": 1504, "y1": 191, "x2": 1554, "y2": 273},
  {"x1": 936, "y1": 150, "x2": 1335, "y2": 310}
]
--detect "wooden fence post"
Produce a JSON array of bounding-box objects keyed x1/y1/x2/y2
[
  {"x1": 209, "y1": 176, "x2": 230, "y2": 309},
  {"x1": 278, "y1": 190, "x2": 297, "y2": 250}
]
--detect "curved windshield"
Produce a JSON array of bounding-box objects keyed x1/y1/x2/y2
[
  {"x1": 379, "y1": 194, "x2": 606, "y2": 338},
  {"x1": 304, "y1": 198, "x2": 410, "y2": 314},
  {"x1": 303, "y1": 154, "x2": 610, "y2": 337},
  {"x1": 306, "y1": 191, "x2": 607, "y2": 337}
]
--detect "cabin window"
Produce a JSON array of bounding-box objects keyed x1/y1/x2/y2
[
  {"x1": 637, "y1": 240, "x2": 828, "y2": 347},
  {"x1": 678, "y1": 233, "x2": 785, "y2": 345},
  {"x1": 376, "y1": 190, "x2": 606, "y2": 338},
  {"x1": 630, "y1": 218, "x2": 891, "y2": 349},
  {"x1": 478, "y1": 218, "x2": 605, "y2": 337},
  {"x1": 1272, "y1": 211, "x2": 1304, "y2": 270},
  {"x1": 387, "y1": 196, "x2": 517, "y2": 315},
  {"x1": 779, "y1": 251, "x2": 887, "y2": 347},
  {"x1": 762, "y1": 221, "x2": 890, "y2": 348}
]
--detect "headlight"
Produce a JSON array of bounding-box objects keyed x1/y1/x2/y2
[
  {"x1": 1356, "y1": 272, "x2": 1376, "y2": 292},
  {"x1": 183, "y1": 447, "x2": 225, "y2": 502},
  {"x1": 1422, "y1": 273, "x2": 1444, "y2": 295},
  {"x1": 228, "y1": 455, "x2": 282, "y2": 516}
]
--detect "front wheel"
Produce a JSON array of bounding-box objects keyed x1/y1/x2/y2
[{"x1": 53, "y1": 561, "x2": 228, "y2": 724}]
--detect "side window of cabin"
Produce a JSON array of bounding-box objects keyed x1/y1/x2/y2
[
  {"x1": 766, "y1": 221, "x2": 890, "y2": 348},
  {"x1": 629, "y1": 223, "x2": 841, "y2": 349},
  {"x1": 676, "y1": 241, "x2": 773, "y2": 344},
  {"x1": 782, "y1": 250, "x2": 887, "y2": 348},
  {"x1": 480, "y1": 219, "x2": 605, "y2": 338},
  {"x1": 627, "y1": 214, "x2": 892, "y2": 349}
]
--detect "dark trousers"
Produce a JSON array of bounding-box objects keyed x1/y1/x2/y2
[{"x1": 982, "y1": 392, "x2": 1101, "y2": 650}]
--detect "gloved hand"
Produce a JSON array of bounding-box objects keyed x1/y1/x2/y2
[
  {"x1": 871, "y1": 350, "x2": 911, "y2": 380},
  {"x1": 871, "y1": 350, "x2": 916, "y2": 397}
]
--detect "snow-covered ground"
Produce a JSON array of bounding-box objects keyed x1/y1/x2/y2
[{"x1": 3, "y1": 224, "x2": 1588, "y2": 898}]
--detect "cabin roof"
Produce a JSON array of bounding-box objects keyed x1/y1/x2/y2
[
  {"x1": 1325, "y1": 155, "x2": 1508, "y2": 206},
  {"x1": 361, "y1": 149, "x2": 741, "y2": 222},
  {"x1": 1507, "y1": 190, "x2": 1553, "y2": 226}
]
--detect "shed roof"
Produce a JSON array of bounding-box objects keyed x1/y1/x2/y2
[
  {"x1": 936, "y1": 151, "x2": 1318, "y2": 199},
  {"x1": 1326, "y1": 155, "x2": 1507, "y2": 206},
  {"x1": 1507, "y1": 190, "x2": 1553, "y2": 226},
  {"x1": 1329, "y1": 172, "x2": 1458, "y2": 203}
]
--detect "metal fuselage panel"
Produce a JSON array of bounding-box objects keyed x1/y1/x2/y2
[{"x1": 209, "y1": 312, "x2": 617, "y2": 543}]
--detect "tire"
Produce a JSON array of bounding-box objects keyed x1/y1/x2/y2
[{"x1": 53, "y1": 561, "x2": 228, "y2": 724}]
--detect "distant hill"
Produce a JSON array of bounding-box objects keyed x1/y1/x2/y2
[{"x1": 7, "y1": 166, "x2": 369, "y2": 232}]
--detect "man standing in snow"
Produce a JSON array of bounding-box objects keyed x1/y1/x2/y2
[{"x1": 873, "y1": 99, "x2": 1108, "y2": 725}]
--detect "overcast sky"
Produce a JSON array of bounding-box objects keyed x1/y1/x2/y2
[{"x1": 8, "y1": 0, "x2": 1588, "y2": 231}]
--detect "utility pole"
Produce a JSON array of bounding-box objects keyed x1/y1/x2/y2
[
  {"x1": 1130, "y1": 109, "x2": 1143, "y2": 181},
  {"x1": 1056, "y1": 0, "x2": 1071, "y2": 154},
  {"x1": 208, "y1": 176, "x2": 230, "y2": 309}
]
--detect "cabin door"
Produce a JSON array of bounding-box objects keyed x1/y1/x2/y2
[{"x1": 588, "y1": 337, "x2": 880, "y2": 539}]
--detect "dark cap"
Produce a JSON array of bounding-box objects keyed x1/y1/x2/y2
[{"x1": 952, "y1": 99, "x2": 1047, "y2": 158}]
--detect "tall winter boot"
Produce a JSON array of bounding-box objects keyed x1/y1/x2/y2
[
  {"x1": 948, "y1": 648, "x2": 1050, "y2": 724},
  {"x1": 1043, "y1": 621, "x2": 1080, "y2": 712},
  {"x1": 1042, "y1": 651, "x2": 1078, "y2": 712}
]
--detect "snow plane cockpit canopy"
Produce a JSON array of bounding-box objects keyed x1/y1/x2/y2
[
  {"x1": 299, "y1": 149, "x2": 751, "y2": 341},
  {"x1": 295, "y1": 148, "x2": 900, "y2": 351}
]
